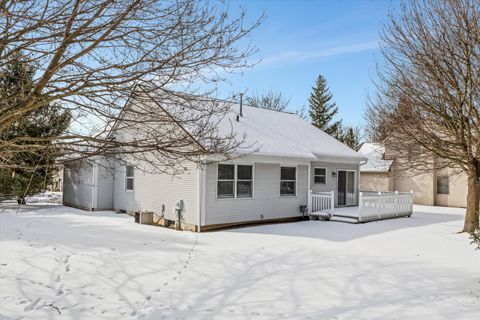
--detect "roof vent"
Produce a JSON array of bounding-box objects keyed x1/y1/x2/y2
[{"x1": 239, "y1": 92, "x2": 244, "y2": 117}]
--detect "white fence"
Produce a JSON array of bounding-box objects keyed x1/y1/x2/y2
[
  {"x1": 358, "y1": 191, "x2": 413, "y2": 222},
  {"x1": 307, "y1": 190, "x2": 414, "y2": 222},
  {"x1": 308, "y1": 190, "x2": 334, "y2": 215}
]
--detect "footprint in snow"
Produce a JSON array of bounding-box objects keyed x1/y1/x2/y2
[
  {"x1": 55, "y1": 275, "x2": 61, "y2": 283},
  {"x1": 66, "y1": 265, "x2": 70, "y2": 272},
  {"x1": 24, "y1": 297, "x2": 41, "y2": 312}
]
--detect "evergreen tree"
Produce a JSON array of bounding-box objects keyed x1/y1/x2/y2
[
  {"x1": 0, "y1": 55, "x2": 70, "y2": 203},
  {"x1": 308, "y1": 75, "x2": 342, "y2": 137},
  {"x1": 341, "y1": 127, "x2": 361, "y2": 150}
]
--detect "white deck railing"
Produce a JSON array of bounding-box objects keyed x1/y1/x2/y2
[
  {"x1": 308, "y1": 190, "x2": 334, "y2": 215},
  {"x1": 358, "y1": 191, "x2": 413, "y2": 222},
  {"x1": 307, "y1": 190, "x2": 414, "y2": 222}
]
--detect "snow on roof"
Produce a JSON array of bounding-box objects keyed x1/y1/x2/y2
[
  {"x1": 214, "y1": 103, "x2": 366, "y2": 162},
  {"x1": 357, "y1": 142, "x2": 393, "y2": 172}
]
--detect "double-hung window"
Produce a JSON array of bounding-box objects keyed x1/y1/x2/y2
[
  {"x1": 217, "y1": 164, "x2": 235, "y2": 198},
  {"x1": 236, "y1": 165, "x2": 253, "y2": 198},
  {"x1": 125, "y1": 165, "x2": 134, "y2": 191},
  {"x1": 314, "y1": 167, "x2": 327, "y2": 184},
  {"x1": 436, "y1": 176, "x2": 449, "y2": 194},
  {"x1": 280, "y1": 166, "x2": 296, "y2": 196},
  {"x1": 217, "y1": 164, "x2": 253, "y2": 198}
]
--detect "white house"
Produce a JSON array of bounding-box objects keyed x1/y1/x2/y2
[{"x1": 64, "y1": 97, "x2": 374, "y2": 231}]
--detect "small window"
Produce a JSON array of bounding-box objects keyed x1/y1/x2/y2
[
  {"x1": 280, "y1": 167, "x2": 296, "y2": 196},
  {"x1": 237, "y1": 165, "x2": 253, "y2": 198},
  {"x1": 314, "y1": 167, "x2": 327, "y2": 184},
  {"x1": 437, "y1": 176, "x2": 449, "y2": 194},
  {"x1": 125, "y1": 165, "x2": 134, "y2": 191},
  {"x1": 217, "y1": 164, "x2": 235, "y2": 198}
]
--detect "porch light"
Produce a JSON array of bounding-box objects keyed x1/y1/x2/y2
[{"x1": 332, "y1": 171, "x2": 337, "y2": 178}]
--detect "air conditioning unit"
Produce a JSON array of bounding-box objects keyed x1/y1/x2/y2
[{"x1": 134, "y1": 211, "x2": 154, "y2": 225}]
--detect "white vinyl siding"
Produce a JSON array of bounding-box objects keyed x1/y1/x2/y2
[
  {"x1": 63, "y1": 161, "x2": 94, "y2": 210},
  {"x1": 310, "y1": 161, "x2": 360, "y2": 207},
  {"x1": 205, "y1": 163, "x2": 308, "y2": 226},
  {"x1": 114, "y1": 161, "x2": 200, "y2": 225}
]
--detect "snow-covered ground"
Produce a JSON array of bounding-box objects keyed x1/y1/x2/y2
[{"x1": 0, "y1": 197, "x2": 479, "y2": 320}]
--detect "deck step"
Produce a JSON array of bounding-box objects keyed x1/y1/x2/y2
[{"x1": 309, "y1": 212, "x2": 332, "y2": 219}]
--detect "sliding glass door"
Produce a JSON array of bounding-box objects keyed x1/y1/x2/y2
[{"x1": 337, "y1": 170, "x2": 356, "y2": 206}]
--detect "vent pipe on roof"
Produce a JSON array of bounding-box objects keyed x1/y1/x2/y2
[{"x1": 239, "y1": 92, "x2": 244, "y2": 117}]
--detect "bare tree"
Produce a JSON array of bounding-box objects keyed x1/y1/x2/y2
[
  {"x1": 245, "y1": 90, "x2": 290, "y2": 112},
  {"x1": 245, "y1": 90, "x2": 309, "y2": 121},
  {"x1": 367, "y1": 0, "x2": 480, "y2": 232},
  {"x1": 0, "y1": 0, "x2": 263, "y2": 173}
]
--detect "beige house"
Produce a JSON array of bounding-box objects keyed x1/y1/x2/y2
[{"x1": 358, "y1": 143, "x2": 468, "y2": 208}]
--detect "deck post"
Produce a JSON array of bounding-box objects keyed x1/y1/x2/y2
[
  {"x1": 330, "y1": 190, "x2": 335, "y2": 214},
  {"x1": 395, "y1": 190, "x2": 399, "y2": 217},
  {"x1": 358, "y1": 192, "x2": 363, "y2": 222},
  {"x1": 410, "y1": 190, "x2": 414, "y2": 215},
  {"x1": 377, "y1": 191, "x2": 382, "y2": 219},
  {"x1": 308, "y1": 189, "x2": 312, "y2": 214}
]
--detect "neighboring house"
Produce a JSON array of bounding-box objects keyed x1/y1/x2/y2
[
  {"x1": 358, "y1": 142, "x2": 468, "y2": 208},
  {"x1": 357, "y1": 143, "x2": 394, "y2": 192},
  {"x1": 63, "y1": 96, "x2": 367, "y2": 231}
]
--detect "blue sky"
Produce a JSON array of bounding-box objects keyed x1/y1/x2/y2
[{"x1": 218, "y1": 0, "x2": 399, "y2": 128}]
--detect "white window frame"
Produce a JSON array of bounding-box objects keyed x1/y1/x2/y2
[
  {"x1": 436, "y1": 176, "x2": 449, "y2": 195},
  {"x1": 125, "y1": 165, "x2": 134, "y2": 192},
  {"x1": 236, "y1": 164, "x2": 254, "y2": 199},
  {"x1": 216, "y1": 163, "x2": 254, "y2": 199},
  {"x1": 314, "y1": 167, "x2": 327, "y2": 184},
  {"x1": 280, "y1": 166, "x2": 297, "y2": 197}
]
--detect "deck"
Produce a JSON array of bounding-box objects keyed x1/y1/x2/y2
[{"x1": 308, "y1": 191, "x2": 414, "y2": 223}]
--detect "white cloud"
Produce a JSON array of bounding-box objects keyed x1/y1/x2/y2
[{"x1": 260, "y1": 41, "x2": 379, "y2": 66}]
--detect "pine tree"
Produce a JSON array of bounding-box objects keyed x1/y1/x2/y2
[
  {"x1": 308, "y1": 75, "x2": 341, "y2": 137},
  {"x1": 341, "y1": 127, "x2": 361, "y2": 150},
  {"x1": 0, "y1": 54, "x2": 70, "y2": 203}
]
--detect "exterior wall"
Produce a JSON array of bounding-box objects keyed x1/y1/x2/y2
[
  {"x1": 63, "y1": 160, "x2": 94, "y2": 210},
  {"x1": 394, "y1": 170, "x2": 435, "y2": 206},
  {"x1": 204, "y1": 161, "x2": 308, "y2": 226},
  {"x1": 113, "y1": 161, "x2": 200, "y2": 225},
  {"x1": 310, "y1": 161, "x2": 360, "y2": 207},
  {"x1": 360, "y1": 172, "x2": 392, "y2": 192},
  {"x1": 435, "y1": 170, "x2": 467, "y2": 208},
  {"x1": 96, "y1": 159, "x2": 114, "y2": 210}
]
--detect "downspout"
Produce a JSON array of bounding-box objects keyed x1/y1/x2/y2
[
  {"x1": 197, "y1": 160, "x2": 207, "y2": 233},
  {"x1": 91, "y1": 161, "x2": 98, "y2": 210},
  {"x1": 197, "y1": 164, "x2": 202, "y2": 233},
  {"x1": 359, "y1": 159, "x2": 368, "y2": 204}
]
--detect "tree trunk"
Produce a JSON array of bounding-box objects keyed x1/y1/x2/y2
[{"x1": 463, "y1": 165, "x2": 480, "y2": 233}]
